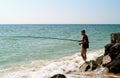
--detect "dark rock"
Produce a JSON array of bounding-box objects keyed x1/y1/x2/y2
[
  {"x1": 103, "y1": 43, "x2": 120, "y2": 73},
  {"x1": 109, "y1": 43, "x2": 120, "y2": 59},
  {"x1": 51, "y1": 74, "x2": 66, "y2": 78},
  {"x1": 79, "y1": 60, "x2": 98, "y2": 72},
  {"x1": 103, "y1": 54, "x2": 120, "y2": 73},
  {"x1": 91, "y1": 60, "x2": 98, "y2": 70},
  {"x1": 104, "y1": 43, "x2": 114, "y2": 56},
  {"x1": 111, "y1": 33, "x2": 120, "y2": 43},
  {"x1": 104, "y1": 43, "x2": 120, "y2": 61}
]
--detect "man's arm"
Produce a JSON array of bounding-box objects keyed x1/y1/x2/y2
[
  {"x1": 82, "y1": 40, "x2": 87, "y2": 44},
  {"x1": 79, "y1": 37, "x2": 87, "y2": 45},
  {"x1": 78, "y1": 40, "x2": 83, "y2": 45}
]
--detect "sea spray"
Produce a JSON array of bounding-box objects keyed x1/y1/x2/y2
[{"x1": 0, "y1": 49, "x2": 106, "y2": 78}]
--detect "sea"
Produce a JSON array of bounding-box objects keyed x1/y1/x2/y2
[{"x1": 0, "y1": 24, "x2": 120, "y2": 78}]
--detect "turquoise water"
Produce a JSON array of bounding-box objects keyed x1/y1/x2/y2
[{"x1": 0, "y1": 24, "x2": 120, "y2": 68}]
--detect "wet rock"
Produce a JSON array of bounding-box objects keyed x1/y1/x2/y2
[
  {"x1": 109, "y1": 43, "x2": 120, "y2": 57},
  {"x1": 104, "y1": 43, "x2": 114, "y2": 56},
  {"x1": 102, "y1": 43, "x2": 120, "y2": 64},
  {"x1": 51, "y1": 74, "x2": 66, "y2": 78},
  {"x1": 103, "y1": 54, "x2": 120, "y2": 73},
  {"x1": 108, "y1": 43, "x2": 120, "y2": 59},
  {"x1": 102, "y1": 55, "x2": 111, "y2": 65},
  {"x1": 103, "y1": 43, "x2": 120, "y2": 73},
  {"x1": 96, "y1": 55, "x2": 104, "y2": 65},
  {"x1": 79, "y1": 60, "x2": 98, "y2": 72}
]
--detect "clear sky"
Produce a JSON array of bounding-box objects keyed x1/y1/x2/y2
[{"x1": 0, "y1": 0, "x2": 120, "y2": 24}]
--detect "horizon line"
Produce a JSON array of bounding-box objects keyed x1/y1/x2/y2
[{"x1": 0, "y1": 23, "x2": 120, "y2": 25}]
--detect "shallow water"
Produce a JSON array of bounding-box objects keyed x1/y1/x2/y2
[{"x1": 1, "y1": 49, "x2": 120, "y2": 78}]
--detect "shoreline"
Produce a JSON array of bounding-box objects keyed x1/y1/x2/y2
[{"x1": 0, "y1": 49, "x2": 106, "y2": 78}]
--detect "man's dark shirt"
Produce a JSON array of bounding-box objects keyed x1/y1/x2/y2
[{"x1": 82, "y1": 35, "x2": 89, "y2": 49}]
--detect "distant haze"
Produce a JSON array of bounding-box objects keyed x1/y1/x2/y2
[{"x1": 0, "y1": 0, "x2": 120, "y2": 24}]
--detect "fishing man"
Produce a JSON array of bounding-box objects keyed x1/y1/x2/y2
[{"x1": 79, "y1": 30, "x2": 89, "y2": 62}]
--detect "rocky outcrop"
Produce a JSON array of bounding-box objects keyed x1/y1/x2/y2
[
  {"x1": 79, "y1": 60, "x2": 99, "y2": 72},
  {"x1": 79, "y1": 33, "x2": 120, "y2": 74},
  {"x1": 51, "y1": 74, "x2": 66, "y2": 78},
  {"x1": 104, "y1": 33, "x2": 120, "y2": 73},
  {"x1": 103, "y1": 43, "x2": 120, "y2": 73},
  {"x1": 96, "y1": 55, "x2": 104, "y2": 65}
]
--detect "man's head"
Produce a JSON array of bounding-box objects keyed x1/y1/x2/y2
[{"x1": 81, "y1": 30, "x2": 86, "y2": 36}]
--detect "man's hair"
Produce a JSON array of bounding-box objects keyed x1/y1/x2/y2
[{"x1": 81, "y1": 30, "x2": 86, "y2": 33}]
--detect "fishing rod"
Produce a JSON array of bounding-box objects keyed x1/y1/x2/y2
[
  {"x1": 30, "y1": 36, "x2": 80, "y2": 42},
  {"x1": 23, "y1": 36, "x2": 80, "y2": 42},
  {"x1": 0, "y1": 36, "x2": 80, "y2": 42}
]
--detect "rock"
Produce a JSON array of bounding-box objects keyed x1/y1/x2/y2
[
  {"x1": 109, "y1": 43, "x2": 120, "y2": 59},
  {"x1": 79, "y1": 62, "x2": 90, "y2": 72},
  {"x1": 102, "y1": 55, "x2": 111, "y2": 65},
  {"x1": 103, "y1": 43, "x2": 120, "y2": 73},
  {"x1": 79, "y1": 60, "x2": 98, "y2": 72},
  {"x1": 96, "y1": 55, "x2": 104, "y2": 65},
  {"x1": 104, "y1": 43, "x2": 114, "y2": 55},
  {"x1": 51, "y1": 74, "x2": 66, "y2": 78},
  {"x1": 103, "y1": 54, "x2": 120, "y2": 73},
  {"x1": 96, "y1": 55, "x2": 111, "y2": 65},
  {"x1": 111, "y1": 33, "x2": 120, "y2": 43},
  {"x1": 104, "y1": 43, "x2": 120, "y2": 61}
]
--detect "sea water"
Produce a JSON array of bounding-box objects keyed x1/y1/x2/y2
[{"x1": 0, "y1": 24, "x2": 120, "y2": 78}]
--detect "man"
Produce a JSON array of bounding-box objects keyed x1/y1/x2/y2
[{"x1": 79, "y1": 30, "x2": 89, "y2": 62}]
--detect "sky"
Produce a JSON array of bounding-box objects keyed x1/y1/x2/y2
[{"x1": 0, "y1": 0, "x2": 120, "y2": 24}]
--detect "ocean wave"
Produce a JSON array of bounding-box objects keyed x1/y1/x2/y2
[
  {"x1": 0, "y1": 49, "x2": 106, "y2": 78},
  {"x1": 1, "y1": 49, "x2": 119, "y2": 78},
  {"x1": 0, "y1": 49, "x2": 120, "y2": 78}
]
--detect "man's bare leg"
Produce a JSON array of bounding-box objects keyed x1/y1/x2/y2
[
  {"x1": 81, "y1": 48, "x2": 84, "y2": 60},
  {"x1": 81, "y1": 48, "x2": 87, "y2": 62}
]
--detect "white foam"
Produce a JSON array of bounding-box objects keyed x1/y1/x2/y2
[{"x1": 0, "y1": 49, "x2": 105, "y2": 78}]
